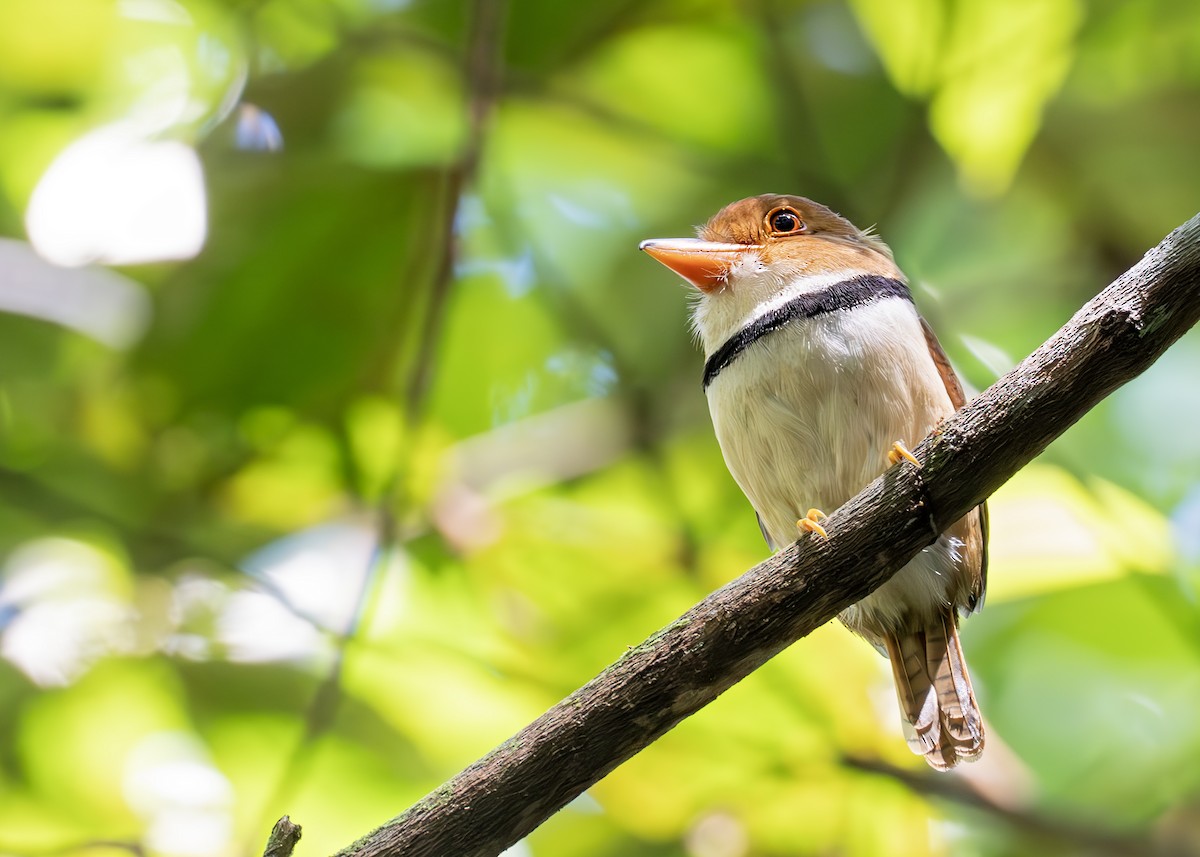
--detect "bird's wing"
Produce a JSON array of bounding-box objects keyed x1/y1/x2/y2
[
  {"x1": 920, "y1": 316, "x2": 988, "y2": 607},
  {"x1": 920, "y1": 316, "x2": 966, "y2": 409}
]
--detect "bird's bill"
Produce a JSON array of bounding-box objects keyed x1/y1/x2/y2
[{"x1": 639, "y1": 238, "x2": 750, "y2": 292}]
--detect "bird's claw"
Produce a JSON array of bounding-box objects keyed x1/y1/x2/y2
[
  {"x1": 796, "y1": 508, "x2": 828, "y2": 539},
  {"x1": 888, "y1": 440, "x2": 921, "y2": 469}
]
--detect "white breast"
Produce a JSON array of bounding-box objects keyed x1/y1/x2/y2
[{"x1": 703, "y1": 296, "x2": 961, "y2": 633}]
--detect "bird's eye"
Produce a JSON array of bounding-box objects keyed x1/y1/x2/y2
[{"x1": 768, "y1": 208, "x2": 805, "y2": 235}]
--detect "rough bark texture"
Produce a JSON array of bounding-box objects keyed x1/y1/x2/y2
[
  {"x1": 331, "y1": 213, "x2": 1200, "y2": 857},
  {"x1": 263, "y1": 816, "x2": 302, "y2": 857}
]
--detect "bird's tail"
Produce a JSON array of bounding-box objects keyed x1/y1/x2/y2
[{"x1": 884, "y1": 609, "x2": 984, "y2": 770}]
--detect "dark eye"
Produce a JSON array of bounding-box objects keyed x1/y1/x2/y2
[{"x1": 768, "y1": 208, "x2": 804, "y2": 235}]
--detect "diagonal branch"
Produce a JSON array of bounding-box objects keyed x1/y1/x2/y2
[
  {"x1": 840, "y1": 757, "x2": 1169, "y2": 857},
  {"x1": 324, "y1": 212, "x2": 1200, "y2": 857}
]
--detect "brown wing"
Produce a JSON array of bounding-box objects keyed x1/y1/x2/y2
[
  {"x1": 920, "y1": 317, "x2": 988, "y2": 609},
  {"x1": 920, "y1": 316, "x2": 967, "y2": 409}
]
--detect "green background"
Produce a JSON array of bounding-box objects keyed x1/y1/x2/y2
[{"x1": 0, "y1": 1, "x2": 1198, "y2": 856}]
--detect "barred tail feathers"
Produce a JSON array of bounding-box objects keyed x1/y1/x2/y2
[{"x1": 884, "y1": 612, "x2": 984, "y2": 770}]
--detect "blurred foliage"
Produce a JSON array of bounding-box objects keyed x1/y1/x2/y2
[{"x1": 0, "y1": 1, "x2": 1199, "y2": 856}]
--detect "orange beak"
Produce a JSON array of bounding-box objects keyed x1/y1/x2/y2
[{"x1": 639, "y1": 238, "x2": 751, "y2": 292}]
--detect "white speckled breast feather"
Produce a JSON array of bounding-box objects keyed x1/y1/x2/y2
[{"x1": 701, "y1": 290, "x2": 966, "y2": 635}]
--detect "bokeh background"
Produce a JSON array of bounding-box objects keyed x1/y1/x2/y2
[{"x1": 1, "y1": 1, "x2": 1199, "y2": 855}]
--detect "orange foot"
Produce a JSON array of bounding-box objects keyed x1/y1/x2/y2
[
  {"x1": 796, "y1": 508, "x2": 828, "y2": 539},
  {"x1": 887, "y1": 440, "x2": 921, "y2": 469}
]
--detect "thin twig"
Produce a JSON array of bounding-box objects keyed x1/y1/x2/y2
[
  {"x1": 253, "y1": 0, "x2": 509, "y2": 841},
  {"x1": 402, "y1": 0, "x2": 505, "y2": 420},
  {"x1": 843, "y1": 756, "x2": 1178, "y2": 857},
  {"x1": 262, "y1": 816, "x2": 302, "y2": 857}
]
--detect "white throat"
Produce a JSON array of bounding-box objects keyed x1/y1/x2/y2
[{"x1": 691, "y1": 268, "x2": 880, "y2": 357}]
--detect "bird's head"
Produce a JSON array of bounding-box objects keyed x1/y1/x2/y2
[{"x1": 640, "y1": 194, "x2": 901, "y2": 349}]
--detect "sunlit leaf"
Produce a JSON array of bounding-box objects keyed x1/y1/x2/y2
[
  {"x1": 849, "y1": 0, "x2": 1080, "y2": 193},
  {"x1": 986, "y1": 463, "x2": 1173, "y2": 601}
]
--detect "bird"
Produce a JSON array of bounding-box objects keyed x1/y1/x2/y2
[{"x1": 640, "y1": 193, "x2": 987, "y2": 770}]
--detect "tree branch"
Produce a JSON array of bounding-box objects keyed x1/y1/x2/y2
[
  {"x1": 328, "y1": 213, "x2": 1200, "y2": 857},
  {"x1": 840, "y1": 757, "x2": 1178, "y2": 857},
  {"x1": 262, "y1": 817, "x2": 302, "y2": 857}
]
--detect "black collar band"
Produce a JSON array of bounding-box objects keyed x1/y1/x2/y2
[{"x1": 702, "y1": 274, "x2": 912, "y2": 389}]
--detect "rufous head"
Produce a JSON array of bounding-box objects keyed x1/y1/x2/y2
[{"x1": 640, "y1": 194, "x2": 897, "y2": 293}]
